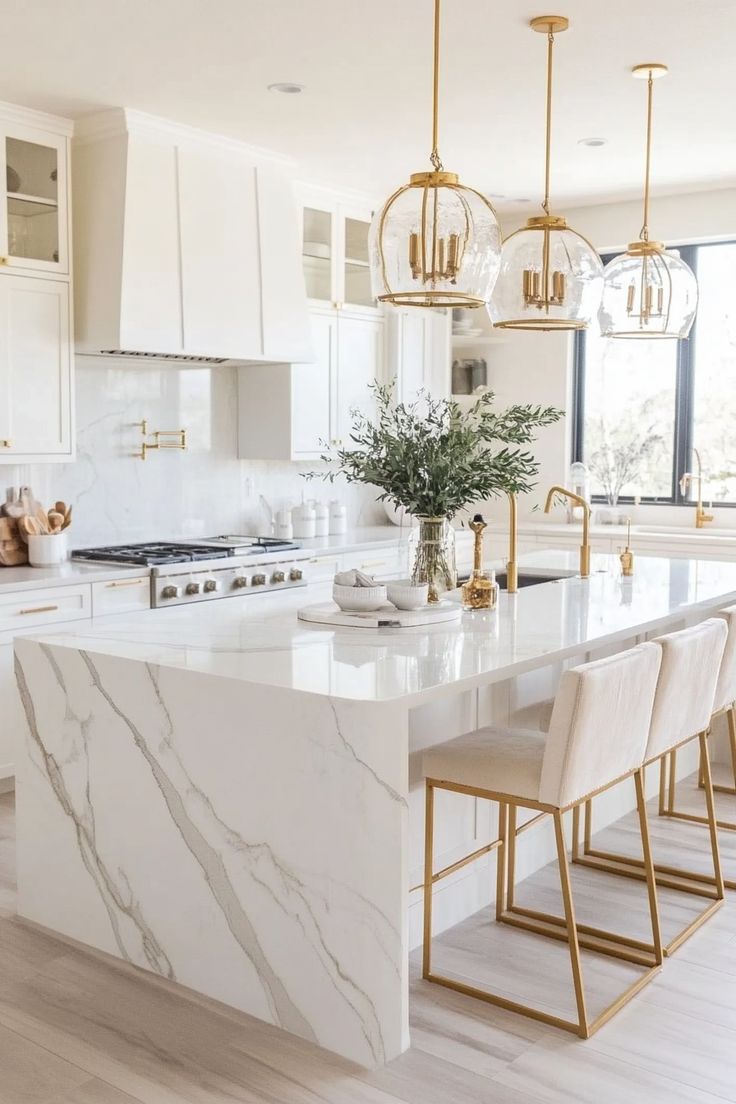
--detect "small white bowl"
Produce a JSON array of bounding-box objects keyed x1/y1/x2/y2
[
  {"x1": 332, "y1": 583, "x2": 387, "y2": 612},
  {"x1": 387, "y1": 580, "x2": 429, "y2": 611}
]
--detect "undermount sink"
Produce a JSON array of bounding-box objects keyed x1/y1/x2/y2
[{"x1": 459, "y1": 570, "x2": 575, "y2": 590}]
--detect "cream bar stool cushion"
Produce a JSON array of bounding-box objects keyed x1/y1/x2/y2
[
  {"x1": 713, "y1": 605, "x2": 736, "y2": 714},
  {"x1": 424, "y1": 642, "x2": 661, "y2": 808},
  {"x1": 645, "y1": 618, "x2": 728, "y2": 763}
]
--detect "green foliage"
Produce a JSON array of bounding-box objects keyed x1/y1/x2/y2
[{"x1": 305, "y1": 384, "x2": 562, "y2": 519}]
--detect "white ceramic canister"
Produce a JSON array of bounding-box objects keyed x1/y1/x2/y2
[
  {"x1": 275, "y1": 509, "x2": 293, "y2": 540},
  {"x1": 314, "y1": 503, "x2": 330, "y2": 537},
  {"x1": 28, "y1": 531, "x2": 68, "y2": 567},
  {"x1": 329, "y1": 500, "x2": 347, "y2": 535},
  {"x1": 292, "y1": 502, "x2": 316, "y2": 539}
]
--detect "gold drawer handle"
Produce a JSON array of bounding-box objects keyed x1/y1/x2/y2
[
  {"x1": 0, "y1": 439, "x2": 12, "y2": 448},
  {"x1": 0, "y1": 257, "x2": 7, "y2": 266},
  {"x1": 105, "y1": 578, "x2": 147, "y2": 588},
  {"x1": 19, "y1": 604, "x2": 59, "y2": 615},
  {"x1": 361, "y1": 559, "x2": 388, "y2": 569}
]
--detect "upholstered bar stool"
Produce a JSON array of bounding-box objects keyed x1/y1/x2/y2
[
  {"x1": 422, "y1": 641, "x2": 663, "y2": 1039},
  {"x1": 660, "y1": 606, "x2": 736, "y2": 886},
  {"x1": 575, "y1": 618, "x2": 728, "y2": 954}
]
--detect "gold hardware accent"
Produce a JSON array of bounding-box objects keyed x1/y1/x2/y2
[
  {"x1": 461, "y1": 514, "x2": 497, "y2": 610},
  {"x1": 544, "y1": 485, "x2": 591, "y2": 577},
  {"x1": 135, "y1": 419, "x2": 187, "y2": 461},
  {"x1": 619, "y1": 519, "x2": 635, "y2": 575},
  {"x1": 19, "y1": 604, "x2": 59, "y2": 615},
  {"x1": 0, "y1": 257, "x2": 7, "y2": 266},
  {"x1": 105, "y1": 578, "x2": 147, "y2": 588},
  {"x1": 506, "y1": 493, "x2": 518, "y2": 593},
  {"x1": 423, "y1": 764, "x2": 662, "y2": 1037},
  {"x1": 679, "y1": 447, "x2": 714, "y2": 528},
  {"x1": 0, "y1": 439, "x2": 12, "y2": 448}
]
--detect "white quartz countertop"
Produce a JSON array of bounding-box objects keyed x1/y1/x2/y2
[
  {"x1": 0, "y1": 560, "x2": 148, "y2": 594},
  {"x1": 21, "y1": 549, "x2": 736, "y2": 706}
]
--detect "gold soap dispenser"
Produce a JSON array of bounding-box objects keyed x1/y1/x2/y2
[
  {"x1": 619, "y1": 520, "x2": 634, "y2": 576},
  {"x1": 462, "y1": 514, "x2": 499, "y2": 611}
]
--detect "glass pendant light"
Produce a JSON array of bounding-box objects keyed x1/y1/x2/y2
[
  {"x1": 599, "y1": 64, "x2": 697, "y2": 339},
  {"x1": 368, "y1": 0, "x2": 501, "y2": 309},
  {"x1": 489, "y1": 16, "x2": 603, "y2": 331}
]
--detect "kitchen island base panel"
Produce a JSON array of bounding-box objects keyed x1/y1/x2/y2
[{"x1": 14, "y1": 641, "x2": 409, "y2": 1069}]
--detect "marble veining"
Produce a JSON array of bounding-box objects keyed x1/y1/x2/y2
[{"x1": 15, "y1": 638, "x2": 408, "y2": 1066}]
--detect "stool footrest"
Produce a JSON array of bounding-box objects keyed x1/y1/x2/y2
[{"x1": 500, "y1": 906, "x2": 658, "y2": 967}]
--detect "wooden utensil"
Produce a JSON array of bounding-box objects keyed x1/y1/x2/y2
[
  {"x1": 35, "y1": 507, "x2": 50, "y2": 534},
  {"x1": 54, "y1": 500, "x2": 67, "y2": 517},
  {"x1": 61, "y1": 504, "x2": 73, "y2": 530},
  {"x1": 47, "y1": 510, "x2": 64, "y2": 532},
  {"x1": 18, "y1": 515, "x2": 41, "y2": 537}
]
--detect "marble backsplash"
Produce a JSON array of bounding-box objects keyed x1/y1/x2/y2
[{"x1": 5, "y1": 358, "x2": 384, "y2": 547}]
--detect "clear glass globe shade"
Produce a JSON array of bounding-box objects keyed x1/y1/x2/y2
[
  {"x1": 488, "y1": 223, "x2": 603, "y2": 330},
  {"x1": 599, "y1": 247, "x2": 698, "y2": 339},
  {"x1": 369, "y1": 178, "x2": 501, "y2": 308}
]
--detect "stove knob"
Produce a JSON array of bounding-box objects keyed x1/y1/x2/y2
[
  {"x1": 289, "y1": 568, "x2": 303, "y2": 581},
  {"x1": 185, "y1": 582, "x2": 201, "y2": 595},
  {"x1": 203, "y1": 579, "x2": 220, "y2": 593},
  {"x1": 252, "y1": 573, "x2": 266, "y2": 587},
  {"x1": 233, "y1": 575, "x2": 248, "y2": 589},
  {"x1": 271, "y1": 570, "x2": 286, "y2": 584},
  {"x1": 161, "y1": 585, "x2": 180, "y2": 599}
]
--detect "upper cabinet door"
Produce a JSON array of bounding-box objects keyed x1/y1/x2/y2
[
  {"x1": 340, "y1": 208, "x2": 375, "y2": 311},
  {"x1": 0, "y1": 276, "x2": 71, "y2": 460},
  {"x1": 0, "y1": 123, "x2": 69, "y2": 276},
  {"x1": 178, "y1": 148, "x2": 262, "y2": 359},
  {"x1": 302, "y1": 204, "x2": 336, "y2": 307},
  {"x1": 335, "y1": 312, "x2": 384, "y2": 446},
  {"x1": 257, "y1": 166, "x2": 311, "y2": 363}
]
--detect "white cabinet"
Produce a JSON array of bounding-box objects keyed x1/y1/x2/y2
[
  {"x1": 0, "y1": 113, "x2": 71, "y2": 277},
  {"x1": 300, "y1": 189, "x2": 376, "y2": 313},
  {"x1": 387, "y1": 307, "x2": 451, "y2": 404},
  {"x1": 238, "y1": 307, "x2": 384, "y2": 461},
  {"x1": 73, "y1": 109, "x2": 310, "y2": 364},
  {"x1": 0, "y1": 276, "x2": 72, "y2": 461}
]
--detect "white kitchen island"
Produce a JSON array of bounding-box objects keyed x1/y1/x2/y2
[{"x1": 13, "y1": 550, "x2": 736, "y2": 1068}]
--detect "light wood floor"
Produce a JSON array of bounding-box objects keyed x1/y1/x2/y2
[{"x1": 1, "y1": 770, "x2": 736, "y2": 1103}]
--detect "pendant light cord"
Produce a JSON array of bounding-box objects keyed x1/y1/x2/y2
[
  {"x1": 542, "y1": 30, "x2": 554, "y2": 215},
  {"x1": 640, "y1": 71, "x2": 654, "y2": 241},
  {"x1": 430, "y1": 0, "x2": 444, "y2": 172}
]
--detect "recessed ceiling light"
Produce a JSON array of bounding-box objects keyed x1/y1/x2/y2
[
  {"x1": 578, "y1": 137, "x2": 607, "y2": 147},
  {"x1": 267, "y1": 82, "x2": 305, "y2": 95}
]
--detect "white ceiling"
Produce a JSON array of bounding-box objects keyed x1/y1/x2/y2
[{"x1": 2, "y1": 0, "x2": 735, "y2": 212}]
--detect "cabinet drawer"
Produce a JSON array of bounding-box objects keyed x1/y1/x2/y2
[
  {"x1": 92, "y1": 576, "x2": 151, "y2": 617},
  {"x1": 306, "y1": 553, "x2": 343, "y2": 583},
  {"x1": 0, "y1": 583, "x2": 90, "y2": 636},
  {"x1": 342, "y1": 548, "x2": 405, "y2": 580}
]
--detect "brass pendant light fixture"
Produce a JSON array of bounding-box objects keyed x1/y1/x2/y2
[
  {"x1": 368, "y1": 0, "x2": 502, "y2": 309},
  {"x1": 599, "y1": 64, "x2": 698, "y2": 339},
  {"x1": 489, "y1": 16, "x2": 603, "y2": 331}
]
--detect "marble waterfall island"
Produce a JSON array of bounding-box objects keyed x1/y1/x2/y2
[{"x1": 13, "y1": 550, "x2": 736, "y2": 1068}]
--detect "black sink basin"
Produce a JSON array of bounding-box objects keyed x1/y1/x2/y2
[{"x1": 459, "y1": 571, "x2": 570, "y2": 591}]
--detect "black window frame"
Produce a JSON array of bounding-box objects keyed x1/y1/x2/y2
[{"x1": 572, "y1": 240, "x2": 736, "y2": 507}]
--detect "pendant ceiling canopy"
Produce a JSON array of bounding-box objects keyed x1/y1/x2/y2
[
  {"x1": 599, "y1": 64, "x2": 698, "y2": 339},
  {"x1": 368, "y1": 0, "x2": 502, "y2": 309},
  {"x1": 489, "y1": 16, "x2": 603, "y2": 332}
]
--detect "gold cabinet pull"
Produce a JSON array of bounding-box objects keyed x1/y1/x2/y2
[
  {"x1": 360, "y1": 559, "x2": 389, "y2": 569},
  {"x1": 0, "y1": 257, "x2": 7, "y2": 266},
  {"x1": 0, "y1": 439, "x2": 12, "y2": 448},
  {"x1": 105, "y1": 578, "x2": 147, "y2": 588},
  {"x1": 19, "y1": 604, "x2": 59, "y2": 615}
]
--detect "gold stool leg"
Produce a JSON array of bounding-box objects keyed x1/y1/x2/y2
[
  {"x1": 506, "y1": 805, "x2": 517, "y2": 911},
  {"x1": 495, "y1": 802, "x2": 508, "y2": 921},
  {"x1": 422, "y1": 781, "x2": 435, "y2": 979},
  {"x1": 635, "y1": 768, "x2": 663, "y2": 965},
  {"x1": 700, "y1": 731, "x2": 726, "y2": 900},
  {"x1": 553, "y1": 809, "x2": 589, "y2": 1037}
]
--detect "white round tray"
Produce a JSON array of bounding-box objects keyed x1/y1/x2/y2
[{"x1": 297, "y1": 601, "x2": 462, "y2": 629}]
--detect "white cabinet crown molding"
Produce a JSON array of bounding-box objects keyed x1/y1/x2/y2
[
  {"x1": 0, "y1": 99, "x2": 73, "y2": 137},
  {"x1": 73, "y1": 107, "x2": 294, "y2": 167}
]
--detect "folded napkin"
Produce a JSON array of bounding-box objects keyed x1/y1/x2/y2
[{"x1": 333, "y1": 569, "x2": 378, "y2": 588}]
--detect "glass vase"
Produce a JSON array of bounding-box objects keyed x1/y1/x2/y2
[{"x1": 409, "y1": 517, "x2": 457, "y2": 603}]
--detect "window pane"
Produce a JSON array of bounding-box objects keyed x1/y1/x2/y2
[
  {"x1": 690, "y1": 242, "x2": 736, "y2": 504},
  {"x1": 581, "y1": 327, "x2": 678, "y2": 502}
]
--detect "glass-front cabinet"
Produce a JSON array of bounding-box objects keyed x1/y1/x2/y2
[
  {"x1": 0, "y1": 123, "x2": 68, "y2": 275},
  {"x1": 300, "y1": 191, "x2": 376, "y2": 312}
]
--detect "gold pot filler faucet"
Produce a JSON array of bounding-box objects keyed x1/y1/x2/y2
[
  {"x1": 680, "y1": 448, "x2": 714, "y2": 529},
  {"x1": 544, "y1": 485, "x2": 591, "y2": 578}
]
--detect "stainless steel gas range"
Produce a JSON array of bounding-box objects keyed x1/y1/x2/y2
[{"x1": 72, "y1": 537, "x2": 311, "y2": 608}]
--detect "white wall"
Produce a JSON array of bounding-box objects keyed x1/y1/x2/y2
[
  {"x1": 495, "y1": 187, "x2": 736, "y2": 523},
  {"x1": 4, "y1": 357, "x2": 383, "y2": 548}
]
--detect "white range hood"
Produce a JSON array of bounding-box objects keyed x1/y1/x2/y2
[{"x1": 73, "y1": 108, "x2": 311, "y2": 365}]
